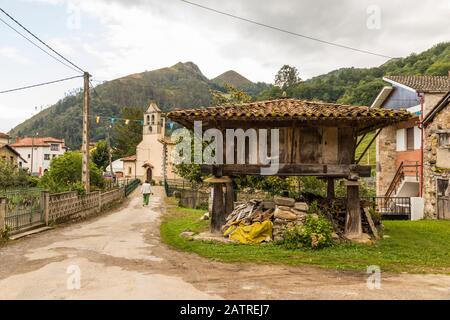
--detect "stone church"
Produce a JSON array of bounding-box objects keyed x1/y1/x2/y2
[{"x1": 135, "y1": 101, "x2": 180, "y2": 183}]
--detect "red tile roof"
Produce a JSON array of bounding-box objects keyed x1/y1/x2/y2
[
  {"x1": 384, "y1": 75, "x2": 450, "y2": 93},
  {"x1": 10, "y1": 137, "x2": 65, "y2": 148},
  {"x1": 0, "y1": 132, "x2": 9, "y2": 139},
  {"x1": 120, "y1": 155, "x2": 136, "y2": 161},
  {"x1": 168, "y1": 98, "x2": 412, "y2": 134}
]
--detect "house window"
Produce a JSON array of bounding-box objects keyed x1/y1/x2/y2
[
  {"x1": 28, "y1": 154, "x2": 31, "y2": 159},
  {"x1": 128, "y1": 167, "x2": 132, "y2": 175},
  {"x1": 50, "y1": 144, "x2": 59, "y2": 151},
  {"x1": 151, "y1": 115, "x2": 155, "y2": 125},
  {"x1": 406, "y1": 127, "x2": 415, "y2": 150},
  {"x1": 10, "y1": 156, "x2": 14, "y2": 163},
  {"x1": 52, "y1": 154, "x2": 56, "y2": 158},
  {"x1": 146, "y1": 115, "x2": 150, "y2": 124},
  {"x1": 44, "y1": 154, "x2": 50, "y2": 160},
  {"x1": 438, "y1": 133, "x2": 450, "y2": 148}
]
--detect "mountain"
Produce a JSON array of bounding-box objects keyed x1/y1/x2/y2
[
  {"x1": 260, "y1": 42, "x2": 450, "y2": 106},
  {"x1": 10, "y1": 62, "x2": 269, "y2": 149},
  {"x1": 9, "y1": 42, "x2": 450, "y2": 150},
  {"x1": 212, "y1": 70, "x2": 254, "y2": 88}
]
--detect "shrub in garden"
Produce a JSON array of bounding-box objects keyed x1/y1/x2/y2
[{"x1": 281, "y1": 215, "x2": 333, "y2": 250}]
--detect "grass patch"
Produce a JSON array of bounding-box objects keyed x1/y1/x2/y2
[{"x1": 161, "y1": 201, "x2": 450, "y2": 274}]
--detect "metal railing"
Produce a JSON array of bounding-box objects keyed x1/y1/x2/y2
[
  {"x1": 385, "y1": 161, "x2": 420, "y2": 197},
  {"x1": 124, "y1": 179, "x2": 140, "y2": 197},
  {"x1": 364, "y1": 196, "x2": 411, "y2": 220},
  {"x1": 0, "y1": 188, "x2": 44, "y2": 231}
]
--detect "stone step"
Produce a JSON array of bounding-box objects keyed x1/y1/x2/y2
[{"x1": 9, "y1": 225, "x2": 53, "y2": 240}]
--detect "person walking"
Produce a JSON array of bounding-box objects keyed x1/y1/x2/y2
[{"x1": 140, "y1": 180, "x2": 152, "y2": 206}]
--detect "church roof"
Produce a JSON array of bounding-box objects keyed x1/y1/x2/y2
[{"x1": 146, "y1": 101, "x2": 161, "y2": 113}]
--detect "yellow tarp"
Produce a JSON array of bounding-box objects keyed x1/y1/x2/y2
[{"x1": 224, "y1": 220, "x2": 273, "y2": 244}]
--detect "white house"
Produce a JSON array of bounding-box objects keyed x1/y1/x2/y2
[{"x1": 10, "y1": 137, "x2": 67, "y2": 176}]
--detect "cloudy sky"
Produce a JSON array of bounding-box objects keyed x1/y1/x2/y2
[{"x1": 0, "y1": 0, "x2": 449, "y2": 132}]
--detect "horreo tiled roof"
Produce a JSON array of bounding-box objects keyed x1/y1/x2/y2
[
  {"x1": 384, "y1": 75, "x2": 450, "y2": 93},
  {"x1": 167, "y1": 99, "x2": 412, "y2": 134}
]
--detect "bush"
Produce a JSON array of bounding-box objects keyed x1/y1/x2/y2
[
  {"x1": 38, "y1": 151, "x2": 104, "y2": 193},
  {"x1": 281, "y1": 215, "x2": 333, "y2": 250}
]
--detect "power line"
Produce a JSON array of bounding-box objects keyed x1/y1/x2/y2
[
  {"x1": 0, "y1": 75, "x2": 83, "y2": 94},
  {"x1": 0, "y1": 16, "x2": 82, "y2": 74},
  {"x1": 179, "y1": 0, "x2": 394, "y2": 59},
  {"x1": 0, "y1": 7, "x2": 86, "y2": 73}
]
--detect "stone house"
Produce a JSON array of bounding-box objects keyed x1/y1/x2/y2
[
  {"x1": 0, "y1": 144, "x2": 27, "y2": 168},
  {"x1": 374, "y1": 74, "x2": 450, "y2": 219},
  {"x1": 0, "y1": 132, "x2": 10, "y2": 145},
  {"x1": 422, "y1": 91, "x2": 450, "y2": 218}
]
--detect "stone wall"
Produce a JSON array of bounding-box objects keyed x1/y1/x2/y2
[
  {"x1": 376, "y1": 125, "x2": 397, "y2": 196},
  {"x1": 423, "y1": 103, "x2": 450, "y2": 218}
]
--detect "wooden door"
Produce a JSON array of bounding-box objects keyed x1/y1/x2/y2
[{"x1": 437, "y1": 178, "x2": 450, "y2": 219}]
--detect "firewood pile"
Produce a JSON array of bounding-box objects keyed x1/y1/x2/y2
[{"x1": 222, "y1": 194, "x2": 381, "y2": 242}]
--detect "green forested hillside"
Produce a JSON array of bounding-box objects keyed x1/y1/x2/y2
[
  {"x1": 259, "y1": 42, "x2": 450, "y2": 105},
  {"x1": 9, "y1": 42, "x2": 450, "y2": 151}
]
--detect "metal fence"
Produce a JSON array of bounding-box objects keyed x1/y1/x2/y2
[
  {"x1": 125, "y1": 179, "x2": 141, "y2": 197},
  {"x1": 0, "y1": 188, "x2": 44, "y2": 231},
  {"x1": 363, "y1": 196, "x2": 411, "y2": 220}
]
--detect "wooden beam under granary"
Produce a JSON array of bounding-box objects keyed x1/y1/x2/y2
[{"x1": 168, "y1": 98, "x2": 413, "y2": 237}]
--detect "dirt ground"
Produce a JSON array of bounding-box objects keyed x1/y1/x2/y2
[{"x1": 0, "y1": 187, "x2": 449, "y2": 300}]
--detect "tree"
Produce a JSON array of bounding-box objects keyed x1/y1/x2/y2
[
  {"x1": 0, "y1": 159, "x2": 33, "y2": 189},
  {"x1": 39, "y1": 151, "x2": 104, "y2": 193},
  {"x1": 91, "y1": 140, "x2": 110, "y2": 171},
  {"x1": 210, "y1": 84, "x2": 252, "y2": 106},
  {"x1": 274, "y1": 65, "x2": 301, "y2": 89},
  {"x1": 111, "y1": 107, "x2": 144, "y2": 159},
  {"x1": 174, "y1": 85, "x2": 252, "y2": 183}
]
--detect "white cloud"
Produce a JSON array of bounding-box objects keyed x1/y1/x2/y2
[{"x1": 0, "y1": 46, "x2": 31, "y2": 65}]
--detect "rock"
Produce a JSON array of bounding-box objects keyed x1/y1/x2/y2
[
  {"x1": 346, "y1": 232, "x2": 373, "y2": 244},
  {"x1": 294, "y1": 202, "x2": 309, "y2": 212},
  {"x1": 273, "y1": 218, "x2": 289, "y2": 225},
  {"x1": 274, "y1": 207, "x2": 297, "y2": 221},
  {"x1": 274, "y1": 196, "x2": 295, "y2": 207},
  {"x1": 262, "y1": 201, "x2": 275, "y2": 209},
  {"x1": 180, "y1": 231, "x2": 195, "y2": 238},
  {"x1": 200, "y1": 212, "x2": 209, "y2": 220},
  {"x1": 173, "y1": 191, "x2": 181, "y2": 198},
  {"x1": 277, "y1": 206, "x2": 293, "y2": 211},
  {"x1": 332, "y1": 232, "x2": 340, "y2": 242},
  {"x1": 309, "y1": 213, "x2": 319, "y2": 220}
]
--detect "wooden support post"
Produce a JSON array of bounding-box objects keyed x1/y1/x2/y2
[
  {"x1": 345, "y1": 180, "x2": 362, "y2": 238},
  {"x1": 211, "y1": 183, "x2": 225, "y2": 233},
  {"x1": 225, "y1": 181, "x2": 234, "y2": 215},
  {"x1": 0, "y1": 197, "x2": 6, "y2": 234},
  {"x1": 327, "y1": 178, "x2": 335, "y2": 201}
]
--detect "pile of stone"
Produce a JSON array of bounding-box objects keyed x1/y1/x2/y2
[{"x1": 272, "y1": 196, "x2": 310, "y2": 242}]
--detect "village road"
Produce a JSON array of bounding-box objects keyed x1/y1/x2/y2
[{"x1": 0, "y1": 187, "x2": 450, "y2": 299}]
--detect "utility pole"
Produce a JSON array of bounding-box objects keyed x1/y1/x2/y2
[
  {"x1": 82, "y1": 72, "x2": 91, "y2": 193},
  {"x1": 107, "y1": 124, "x2": 113, "y2": 183}
]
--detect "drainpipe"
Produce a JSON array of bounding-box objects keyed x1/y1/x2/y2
[{"x1": 418, "y1": 93, "x2": 424, "y2": 198}]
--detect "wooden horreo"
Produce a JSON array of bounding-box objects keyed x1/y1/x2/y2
[{"x1": 168, "y1": 98, "x2": 412, "y2": 238}]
